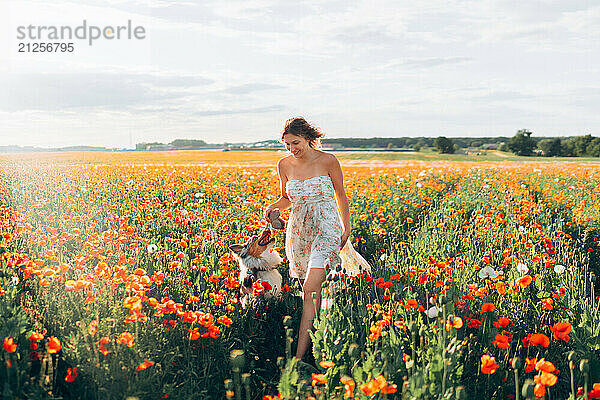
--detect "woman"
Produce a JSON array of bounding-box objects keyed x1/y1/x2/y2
[{"x1": 264, "y1": 117, "x2": 350, "y2": 360}]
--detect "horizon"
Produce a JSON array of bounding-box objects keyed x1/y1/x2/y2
[
  {"x1": 1, "y1": 133, "x2": 590, "y2": 151},
  {"x1": 1, "y1": 1, "x2": 599, "y2": 148}
]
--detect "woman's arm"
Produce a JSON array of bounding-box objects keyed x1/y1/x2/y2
[
  {"x1": 264, "y1": 158, "x2": 292, "y2": 220},
  {"x1": 328, "y1": 155, "x2": 351, "y2": 248}
]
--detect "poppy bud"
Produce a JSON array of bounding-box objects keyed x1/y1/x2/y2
[
  {"x1": 241, "y1": 373, "x2": 251, "y2": 386},
  {"x1": 348, "y1": 343, "x2": 360, "y2": 359},
  {"x1": 568, "y1": 351, "x2": 576, "y2": 363},
  {"x1": 283, "y1": 315, "x2": 292, "y2": 327},
  {"x1": 230, "y1": 349, "x2": 245, "y2": 369},
  {"x1": 511, "y1": 357, "x2": 522, "y2": 370},
  {"x1": 277, "y1": 356, "x2": 285, "y2": 369},
  {"x1": 522, "y1": 379, "x2": 535, "y2": 399},
  {"x1": 580, "y1": 359, "x2": 589, "y2": 373}
]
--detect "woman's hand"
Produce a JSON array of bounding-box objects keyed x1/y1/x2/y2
[
  {"x1": 340, "y1": 229, "x2": 351, "y2": 249},
  {"x1": 264, "y1": 203, "x2": 276, "y2": 221}
]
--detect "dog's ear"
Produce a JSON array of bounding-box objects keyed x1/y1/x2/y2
[{"x1": 229, "y1": 244, "x2": 244, "y2": 254}]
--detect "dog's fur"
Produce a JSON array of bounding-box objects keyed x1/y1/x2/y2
[{"x1": 229, "y1": 227, "x2": 283, "y2": 307}]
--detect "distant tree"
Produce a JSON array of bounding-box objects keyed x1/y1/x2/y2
[
  {"x1": 587, "y1": 137, "x2": 600, "y2": 157},
  {"x1": 434, "y1": 136, "x2": 455, "y2": 154},
  {"x1": 537, "y1": 138, "x2": 562, "y2": 157},
  {"x1": 470, "y1": 140, "x2": 483, "y2": 148},
  {"x1": 386, "y1": 143, "x2": 396, "y2": 150},
  {"x1": 560, "y1": 139, "x2": 576, "y2": 157},
  {"x1": 508, "y1": 129, "x2": 536, "y2": 156},
  {"x1": 170, "y1": 139, "x2": 207, "y2": 148},
  {"x1": 572, "y1": 135, "x2": 594, "y2": 156}
]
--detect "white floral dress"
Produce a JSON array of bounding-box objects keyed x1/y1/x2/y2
[{"x1": 285, "y1": 175, "x2": 343, "y2": 279}]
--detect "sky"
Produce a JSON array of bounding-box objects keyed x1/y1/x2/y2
[{"x1": 1, "y1": 0, "x2": 599, "y2": 148}]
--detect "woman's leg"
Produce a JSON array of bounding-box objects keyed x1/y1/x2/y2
[{"x1": 295, "y1": 266, "x2": 326, "y2": 360}]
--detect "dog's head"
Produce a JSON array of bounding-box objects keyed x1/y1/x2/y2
[{"x1": 229, "y1": 227, "x2": 282, "y2": 271}]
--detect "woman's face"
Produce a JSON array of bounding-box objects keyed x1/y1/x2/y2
[{"x1": 283, "y1": 134, "x2": 310, "y2": 158}]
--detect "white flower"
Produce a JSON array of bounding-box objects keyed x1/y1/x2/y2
[
  {"x1": 426, "y1": 306, "x2": 441, "y2": 318},
  {"x1": 147, "y1": 244, "x2": 158, "y2": 254},
  {"x1": 554, "y1": 264, "x2": 566, "y2": 274},
  {"x1": 181, "y1": 210, "x2": 189, "y2": 217},
  {"x1": 516, "y1": 263, "x2": 529, "y2": 275},
  {"x1": 12, "y1": 275, "x2": 19, "y2": 285},
  {"x1": 194, "y1": 192, "x2": 204, "y2": 198},
  {"x1": 478, "y1": 266, "x2": 504, "y2": 280},
  {"x1": 380, "y1": 253, "x2": 387, "y2": 261}
]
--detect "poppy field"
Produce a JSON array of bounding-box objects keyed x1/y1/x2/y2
[{"x1": 1, "y1": 151, "x2": 600, "y2": 400}]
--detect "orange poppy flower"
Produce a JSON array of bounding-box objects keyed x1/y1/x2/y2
[
  {"x1": 98, "y1": 337, "x2": 110, "y2": 355},
  {"x1": 493, "y1": 317, "x2": 512, "y2": 328},
  {"x1": 64, "y1": 367, "x2": 77, "y2": 382},
  {"x1": 517, "y1": 275, "x2": 532, "y2": 288},
  {"x1": 446, "y1": 316, "x2": 463, "y2": 331},
  {"x1": 550, "y1": 322, "x2": 572, "y2": 342},
  {"x1": 382, "y1": 384, "x2": 398, "y2": 394},
  {"x1": 188, "y1": 328, "x2": 201, "y2": 341},
  {"x1": 136, "y1": 359, "x2": 155, "y2": 371},
  {"x1": 480, "y1": 302, "x2": 495, "y2": 313},
  {"x1": 542, "y1": 298, "x2": 554, "y2": 310},
  {"x1": 492, "y1": 334, "x2": 510, "y2": 349},
  {"x1": 340, "y1": 376, "x2": 355, "y2": 398},
  {"x1": 117, "y1": 332, "x2": 134, "y2": 347},
  {"x1": 319, "y1": 360, "x2": 335, "y2": 368},
  {"x1": 217, "y1": 315, "x2": 232, "y2": 327},
  {"x1": 535, "y1": 358, "x2": 557, "y2": 373},
  {"x1": 47, "y1": 336, "x2": 62, "y2": 354},
  {"x1": 528, "y1": 333, "x2": 550, "y2": 347},
  {"x1": 3, "y1": 337, "x2": 16, "y2": 353},
  {"x1": 88, "y1": 320, "x2": 98, "y2": 336},
  {"x1": 404, "y1": 299, "x2": 419, "y2": 309},
  {"x1": 360, "y1": 378, "x2": 381, "y2": 396},
  {"x1": 534, "y1": 383, "x2": 546, "y2": 398},
  {"x1": 525, "y1": 358, "x2": 537, "y2": 372},
  {"x1": 29, "y1": 332, "x2": 44, "y2": 341},
  {"x1": 311, "y1": 373, "x2": 327, "y2": 386},
  {"x1": 534, "y1": 371, "x2": 558, "y2": 387},
  {"x1": 481, "y1": 355, "x2": 499, "y2": 374}
]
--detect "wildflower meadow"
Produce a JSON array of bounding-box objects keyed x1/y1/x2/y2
[{"x1": 1, "y1": 150, "x2": 600, "y2": 400}]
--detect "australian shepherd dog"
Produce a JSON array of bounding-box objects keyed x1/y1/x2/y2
[{"x1": 229, "y1": 227, "x2": 283, "y2": 307}]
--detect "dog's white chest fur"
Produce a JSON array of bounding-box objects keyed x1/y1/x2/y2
[{"x1": 234, "y1": 247, "x2": 283, "y2": 306}]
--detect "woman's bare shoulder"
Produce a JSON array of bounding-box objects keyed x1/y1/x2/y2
[
  {"x1": 277, "y1": 155, "x2": 293, "y2": 175},
  {"x1": 318, "y1": 151, "x2": 340, "y2": 168},
  {"x1": 277, "y1": 155, "x2": 293, "y2": 167}
]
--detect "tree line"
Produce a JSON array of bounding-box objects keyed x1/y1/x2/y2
[
  {"x1": 502, "y1": 130, "x2": 600, "y2": 157},
  {"x1": 432, "y1": 130, "x2": 600, "y2": 157}
]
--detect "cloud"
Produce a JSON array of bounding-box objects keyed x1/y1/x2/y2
[
  {"x1": 192, "y1": 104, "x2": 285, "y2": 116},
  {"x1": 394, "y1": 56, "x2": 472, "y2": 69},
  {"x1": 0, "y1": 72, "x2": 213, "y2": 111},
  {"x1": 220, "y1": 83, "x2": 286, "y2": 94}
]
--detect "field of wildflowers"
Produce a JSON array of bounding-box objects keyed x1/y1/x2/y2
[{"x1": 1, "y1": 151, "x2": 600, "y2": 400}]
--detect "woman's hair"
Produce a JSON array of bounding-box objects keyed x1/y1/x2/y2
[{"x1": 280, "y1": 117, "x2": 324, "y2": 148}]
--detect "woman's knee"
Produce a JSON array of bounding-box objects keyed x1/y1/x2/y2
[{"x1": 302, "y1": 285, "x2": 321, "y2": 298}]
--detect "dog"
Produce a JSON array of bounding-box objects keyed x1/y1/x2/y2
[{"x1": 229, "y1": 226, "x2": 283, "y2": 307}]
